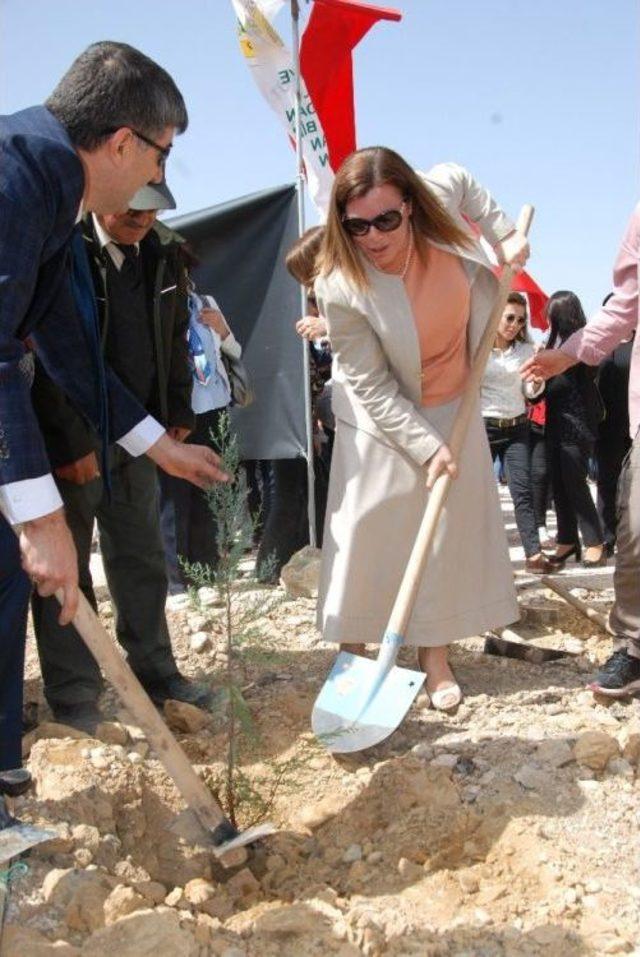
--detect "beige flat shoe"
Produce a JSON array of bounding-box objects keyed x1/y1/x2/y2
[{"x1": 429, "y1": 683, "x2": 462, "y2": 711}]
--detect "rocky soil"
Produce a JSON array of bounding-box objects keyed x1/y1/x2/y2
[{"x1": 4, "y1": 529, "x2": 640, "y2": 956}]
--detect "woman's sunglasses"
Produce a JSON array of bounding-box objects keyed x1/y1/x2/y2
[
  {"x1": 342, "y1": 201, "x2": 406, "y2": 237},
  {"x1": 504, "y1": 313, "x2": 526, "y2": 325}
]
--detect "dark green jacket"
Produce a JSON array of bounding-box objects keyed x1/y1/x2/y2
[{"x1": 32, "y1": 217, "x2": 194, "y2": 468}]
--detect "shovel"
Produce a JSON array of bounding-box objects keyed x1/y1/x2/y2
[
  {"x1": 313, "y1": 205, "x2": 534, "y2": 753},
  {"x1": 39, "y1": 589, "x2": 273, "y2": 867}
]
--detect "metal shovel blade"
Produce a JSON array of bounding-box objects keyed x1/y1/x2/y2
[
  {"x1": 0, "y1": 823, "x2": 57, "y2": 863},
  {"x1": 312, "y1": 651, "x2": 425, "y2": 753}
]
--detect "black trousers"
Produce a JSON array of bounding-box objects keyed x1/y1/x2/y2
[
  {"x1": 529, "y1": 423, "x2": 551, "y2": 529},
  {"x1": 547, "y1": 440, "x2": 603, "y2": 547},
  {"x1": 256, "y1": 453, "x2": 330, "y2": 582},
  {"x1": 595, "y1": 433, "x2": 632, "y2": 548},
  {"x1": 0, "y1": 517, "x2": 31, "y2": 770},
  {"x1": 486, "y1": 420, "x2": 541, "y2": 558},
  {"x1": 159, "y1": 408, "x2": 227, "y2": 592},
  {"x1": 33, "y1": 453, "x2": 178, "y2": 709}
]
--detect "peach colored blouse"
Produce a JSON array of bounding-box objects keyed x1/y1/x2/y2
[{"x1": 405, "y1": 245, "x2": 471, "y2": 407}]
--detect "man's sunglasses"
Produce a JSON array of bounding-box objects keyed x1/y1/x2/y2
[
  {"x1": 504, "y1": 313, "x2": 526, "y2": 325},
  {"x1": 342, "y1": 201, "x2": 406, "y2": 237},
  {"x1": 101, "y1": 127, "x2": 172, "y2": 168}
]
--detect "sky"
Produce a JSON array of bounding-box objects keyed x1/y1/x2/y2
[{"x1": 1, "y1": 0, "x2": 638, "y2": 314}]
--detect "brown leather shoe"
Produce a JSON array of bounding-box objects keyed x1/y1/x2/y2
[{"x1": 525, "y1": 554, "x2": 553, "y2": 574}]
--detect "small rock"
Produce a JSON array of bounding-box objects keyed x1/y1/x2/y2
[
  {"x1": 188, "y1": 614, "x2": 208, "y2": 632},
  {"x1": 103, "y1": 885, "x2": 147, "y2": 925},
  {"x1": 252, "y1": 902, "x2": 325, "y2": 936},
  {"x1": 127, "y1": 752, "x2": 143, "y2": 765},
  {"x1": 430, "y1": 753, "x2": 458, "y2": 769},
  {"x1": 458, "y1": 872, "x2": 479, "y2": 894},
  {"x1": 536, "y1": 738, "x2": 574, "y2": 768},
  {"x1": 95, "y1": 721, "x2": 128, "y2": 746},
  {"x1": 226, "y1": 867, "x2": 261, "y2": 900},
  {"x1": 184, "y1": 878, "x2": 216, "y2": 906},
  {"x1": 514, "y1": 764, "x2": 547, "y2": 791},
  {"x1": 367, "y1": 851, "x2": 383, "y2": 865},
  {"x1": 619, "y1": 719, "x2": 640, "y2": 763},
  {"x1": 197, "y1": 587, "x2": 221, "y2": 608},
  {"x1": 585, "y1": 879, "x2": 602, "y2": 894},
  {"x1": 190, "y1": 632, "x2": 211, "y2": 654},
  {"x1": 163, "y1": 700, "x2": 208, "y2": 733},
  {"x1": 411, "y1": 742, "x2": 434, "y2": 760},
  {"x1": 165, "y1": 887, "x2": 185, "y2": 908},
  {"x1": 397, "y1": 857, "x2": 423, "y2": 881},
  {"x1": 136, "y1": 881, "x2": 167, "y2": 905},
  {"x1": 574, "y1": 731, "x2": 620, "y2": 770},
  {"x1": 342, "y1": 844, "x2": 362, "y2": 864},
  {"x1": 607, "y1": 756, "x2": 634, "y2": 779},
  {"x1": 280, "y1": 546, "x2": 322, "y2": 599}
]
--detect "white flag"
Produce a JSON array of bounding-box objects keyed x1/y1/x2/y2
[{"x1": 230, "y1": 0, "x2": 334, "y2": 214}]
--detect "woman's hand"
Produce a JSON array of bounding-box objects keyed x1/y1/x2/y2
[
  {"x1": 521, "y1": 349, "x2": 576, "y2": 383},
  {"x1": 200, "y1": 308, "x2": 230, "y2": 340},
  {"x1": 425, "y1": 444, "x2": 458, "y2": 489},
  {"x1": 296, "y1": 315, "x2": 328, "y2": 341},
  {"x1": 494, "y1": 229, "x2": 530, "y2": 273}
]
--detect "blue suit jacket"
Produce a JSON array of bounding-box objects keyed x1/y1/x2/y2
[{"x1": 0, "y1": 106, "x2": 147, "y2": 486}]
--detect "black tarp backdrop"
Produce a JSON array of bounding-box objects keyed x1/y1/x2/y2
[{"x1": 168, "y1": 184, "x2": 305, "y2": 460}]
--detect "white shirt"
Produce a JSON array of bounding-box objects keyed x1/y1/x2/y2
[
  {"x1": 0, "y1": 216, "x2": 165, "y2": 525},
  {"x1": 481, "y1": 340, "x2": 543, "y2": 419}
]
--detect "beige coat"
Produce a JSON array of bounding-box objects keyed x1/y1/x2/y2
[{"x1": 314, "y1": 162, "x2": 520, "y2": 647}]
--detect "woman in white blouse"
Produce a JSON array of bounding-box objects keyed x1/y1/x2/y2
[{"x1": 481, "y1": 292, "x2": 551, "y2": 574}]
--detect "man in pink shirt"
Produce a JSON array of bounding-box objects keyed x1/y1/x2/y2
[{"x1": 522, "y1": 204, "x2": 640, "y2": 696}]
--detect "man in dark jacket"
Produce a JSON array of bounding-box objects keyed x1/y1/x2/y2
[
  {"x1": 31, "y1": 181, "x2": 214, "y2": 730},
  {"x1": 0, "y1": 41, "x2": 225, "y2": 773}
]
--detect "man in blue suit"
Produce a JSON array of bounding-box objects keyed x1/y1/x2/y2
[{"x1": 0, "y1": 41, "x2": 227, "y2": 772}]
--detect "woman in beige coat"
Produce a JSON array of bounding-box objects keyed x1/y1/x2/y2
[{"x1": 314, "y1": 148, "x2": 529, "y2": 710}]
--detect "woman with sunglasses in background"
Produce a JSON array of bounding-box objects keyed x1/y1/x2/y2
[
  {"x1": 314, "y1": 147, "x2": 528, "y2": 711},
  {"x1": 481, "y1": 292, "x2": 552, "y2": 573},
  {"x1": 543, "y1": 291, "x2": 607, "y2": 568}
]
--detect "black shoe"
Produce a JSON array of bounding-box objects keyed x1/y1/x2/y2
[
  {"x1": 588, "y1": 650, "x2": 640, "y2": 697},
  {"x1": 140, "y1": 673, "x2": 216, "y2": 710},
  {"x1": 547, "y1": 543, "x2": 582, "y2": 567},
  {"x1": 582, "y1": 546, "x2": 608, "y2": 568},
  {"x1": 51, "y1": 702, "x2": 103, "y2": 734}
]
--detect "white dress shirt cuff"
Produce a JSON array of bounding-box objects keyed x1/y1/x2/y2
[
  {"x1": 220, "y1": 332, "x2": 242, "y2": 360},
  {"x1": 117, "y1": 416, "x2": 166, "y2": 457},
  {"x1": 0, "y1": 475, "x2": 64, "y2": 525}
]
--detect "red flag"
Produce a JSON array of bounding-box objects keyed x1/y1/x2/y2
[
  {"x1": 300, "y1": 0, "x2": 402, "y2": 172},
  {"x1": 511, "y1": 270, "x2": 549, "y2": 331}
]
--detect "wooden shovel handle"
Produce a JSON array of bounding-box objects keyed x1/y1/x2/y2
[
  {"x1": 56, "y1": 589, "x2": 246, "y2": 864},
  {"x1": 540, "y1": 576, "x2": 610, "y2": 634},
  {"x1": 387, "y1": 206, "x2": 534, "y2": 638}
]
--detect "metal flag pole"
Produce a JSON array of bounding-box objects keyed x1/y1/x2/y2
[{"x1": 291, "y1": 0, "x2": 317, "y2": 548}]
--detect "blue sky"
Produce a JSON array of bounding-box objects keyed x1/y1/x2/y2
[{"x1": 1, "y1": 0, "x2": 637, "y2": 313}]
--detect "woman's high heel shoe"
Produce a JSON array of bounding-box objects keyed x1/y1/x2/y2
[
  {"x1": 547, "y1": 543, "x2": 582, "y2": 567},
  {"x1": 582, "y1": 546, "x2": 607, "y2": 568}
]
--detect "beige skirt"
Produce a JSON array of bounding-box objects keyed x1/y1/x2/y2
[{"x1": 318, "y1": 395, "x2": 519, "y2": 646}]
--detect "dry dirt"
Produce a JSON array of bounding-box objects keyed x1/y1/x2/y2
[{"x1": 4, "y1": 519, "x2": 640, "y2": 956}]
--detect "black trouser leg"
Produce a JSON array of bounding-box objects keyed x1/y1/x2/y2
[
  {"x1": 548, "y1": 441, "x2": 579, "y2": 545},
  {"x1": 550, "y1": 441, "x2": 603, "y2": 547},
  {"x1": 97, "y1": 454, "x2": 177, "y2": 682},
  {"x1": 158, "y1": 469, "x2": 190, "y2": 594},
  {"x1": 32, "y1": 477, "x2": 105, "y2": 709},
  {"x1": 0, "y1": 517, "x2": 31, "y2": 770},
  {"x1": 487, "y1": 423, "x2": 541, "y2": 557},
  {"x1": 182, "y1": 410, "x2": 224, "y2": 569},
  {"x1": 257, "y1": 458, "x2": 308, "y2": 580},
  {"x1": 529, "y1": 426, "x2": 550, "y2": 529},
  {"x1": 596, "y1": 435, "x2": 632, "y2": 547}
]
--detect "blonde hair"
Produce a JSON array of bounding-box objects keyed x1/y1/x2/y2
[
  {"x1": 285, "y1": 225, "x2": 325, "y2": 286},
  {"x1": 318, "y1": 146, "x2": 472, "y2": 290}
]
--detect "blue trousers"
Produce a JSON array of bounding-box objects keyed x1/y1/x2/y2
[{"x1": 0, "y1": 516, "x2": 31, "y2": 770}]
